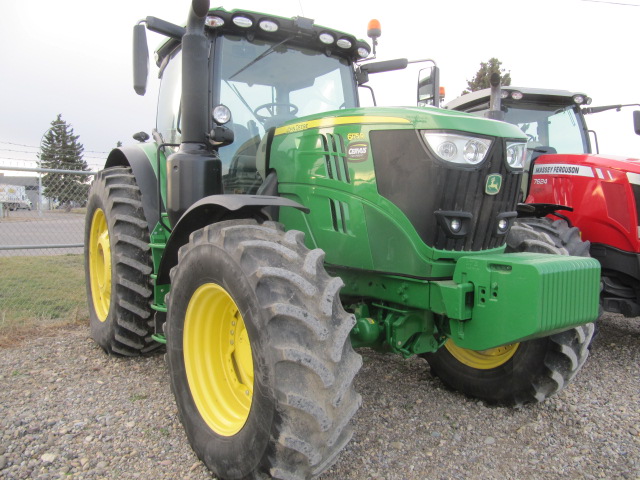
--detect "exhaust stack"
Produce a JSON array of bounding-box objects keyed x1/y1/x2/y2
[
  {"x1": 486, "y1": 73, "x2": 505, "y2": 121},
  {"x1": 166, "y1": 0, "x2": 223, "y2": 227}
]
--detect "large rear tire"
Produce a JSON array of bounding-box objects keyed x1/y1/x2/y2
[
  {"x1": 166, "y1": 220, "x2": 362, "y2": 480},
  {"x1": 84, "y1": 167, "x2": 156, "y2": 356},
  {"x1": 424, "y1": 218, "x2": 595, "y2": 405}
]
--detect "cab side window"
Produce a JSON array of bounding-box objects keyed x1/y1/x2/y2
[{"x1": 156, "y1": 50, "x2": 182, "y2": 144}]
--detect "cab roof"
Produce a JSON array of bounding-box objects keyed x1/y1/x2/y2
[
  {"x1": 155, "y1": 7, "x2": 371, "y2": 67},
  {"x1": 445, "y1": 86, "x2": 589, "y2": 111}
]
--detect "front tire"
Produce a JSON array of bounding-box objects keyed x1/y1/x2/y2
[
  {"x1": 166, "y1": 220, "x2": 362, "y2": 480},
  {"x1": 424, "y1": 217, "x2": 595, "y2": 405},
  {"x1": 84, "y1": 167, "x2": 156, "y2": 356}
]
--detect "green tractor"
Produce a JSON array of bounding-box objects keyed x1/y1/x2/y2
[{"x1": 84, "y1": 1, "x2": 600, "y2": 478}]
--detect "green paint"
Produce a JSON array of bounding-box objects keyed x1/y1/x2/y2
[
  {"x1": 431, "y1": 253, "x2": 601, "y2": 350},
  {"x1": 150, "y1": 219, "x2": 170, "y2": 312},
  {"x1": 349, "y1": 302, "x2": 441, "y2": 357}
]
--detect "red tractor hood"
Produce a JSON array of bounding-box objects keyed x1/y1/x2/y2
[
  {"x1": 528, "y1": 152, "x2": 640, "y2": 252},
  {"x1": 535, "y1": 153, "x2": 640, "y2": 175}
]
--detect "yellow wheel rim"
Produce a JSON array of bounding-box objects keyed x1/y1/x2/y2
[
  {"x1": 88, "y1": 208, "x2": 111, "y2": 322},
  {"x1": 184, "y1": 283, "x2": 254, "y2": 436},
  {"x1": 444, "y1": 339, "x2": 519, "y2": 369}
]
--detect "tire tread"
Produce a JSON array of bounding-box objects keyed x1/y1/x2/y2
[{"x1": 85, "y1": 166, "x2": 158, "y2": 356}]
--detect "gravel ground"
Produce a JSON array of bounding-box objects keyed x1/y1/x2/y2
[{"x1": 1, "y1": 313, "x2": 638, "y2": 480}]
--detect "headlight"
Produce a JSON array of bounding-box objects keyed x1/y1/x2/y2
[
  {"x1": 259, "y1": 20, "x2": 279, "y2": 32},
  {"x1": 212, "y1": 105, "x2": 232, "y2": 125},
  {"x1": 205, "y1": 16, "x2": 225, "y2": 28},
  {"x1": 422, "y1": 132, "x2": 492, "y2": 166},
  {"x1": 232, "y1": 16, "x2": 253, "y2": 28},
  {"x1": 572, "y1": 94, "x2": 587, "y2": 105},
  {"x1": 506, "y1": 141, "x2": 526, "y2": 169},
  {"x1": 319, "y1": 32, "x2": 335, "y2": 44},
  {"x1": 357, "y1": 46, "x2": 370, "y2": 58}
]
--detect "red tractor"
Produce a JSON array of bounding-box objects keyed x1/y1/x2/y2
[{"x1": 447, "y1": 85, "x2": 640, "y2": 317}]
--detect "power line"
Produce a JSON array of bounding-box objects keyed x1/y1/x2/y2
[
  {"x1": 0, "y1": 152, "x2": 107, "y2": 161},
  {"x1": 0, "y1": 158, "x2": 100, "y2": 170},
  {"x1": 0, "y1": 158, "x2": 93, "y2": 167},
  {"x1": 0, "y1": 140, "x2": 110, "y2": 155},
  {"x1": 581, "y1": 0, "x2": 640, "y2": 5},
  {"x1": 0, "y1": 148, "x2": 83, "y2": 155}
]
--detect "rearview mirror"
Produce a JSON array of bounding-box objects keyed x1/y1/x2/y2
[
  {"x1": 133, "y1": 24, "x2": 149, "y2": 96},
  {"x1": 417, "y1": 66, "x2": 440, "y2": 107},
  {"x1": 357, "y1": 58, "x2": 409, "y2": 86},
  {"x1": 634, "y1": 111, "x2": 640, "y2": 136}
]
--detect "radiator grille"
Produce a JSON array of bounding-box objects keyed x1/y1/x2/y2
[{"x1": 371, "y1": 129, "x2": 521, "y2": 251}]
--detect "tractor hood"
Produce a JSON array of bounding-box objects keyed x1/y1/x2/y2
[{"x1": 274, "y1": 106, "x2": 528, "y2": 141}]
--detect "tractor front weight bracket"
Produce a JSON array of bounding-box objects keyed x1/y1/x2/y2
[{"x1": 430, "y1": 253, "x2": 600, "y2": 351}]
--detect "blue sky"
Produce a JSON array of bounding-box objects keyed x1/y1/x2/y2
[{"x1": 1, "y1": 0, "x2": 638, "y2": 171}]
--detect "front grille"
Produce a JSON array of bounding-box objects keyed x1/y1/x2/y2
[{"x1": 371, "y1": 129, "x2": 520, "y2": 251}]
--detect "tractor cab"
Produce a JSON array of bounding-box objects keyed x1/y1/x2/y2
[
  {"x1": 144, "y1": 9, "x2": 370, "y2": 195},
  {"x1": 445, "y1": 87, "x2": 596, "y2": 196},
  {"x1": 446, "y1": 87, "x2": 640, "y2": 199},
  {"x1": 138, "y1": 8, "x2": 440, "y2": 199},
  {"x1": 446, "y1": 87, "x2": 593, "y2": 159},
  {"x1": 447, "y1": 87, "x2": 640, "y2": 158}
]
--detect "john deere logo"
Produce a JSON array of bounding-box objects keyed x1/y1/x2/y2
[{"x1": 485, "y1": 174, "x2": 502, "y2": 195}]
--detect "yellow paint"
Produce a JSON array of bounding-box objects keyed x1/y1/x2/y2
[
  {"x1": 88, "y1": 208, "x2": 111, "y2": 322},
  {"x1": 274, "y1": 115, "x2": 411, "y2": 136},
  {"x1": 184, "y1": 283, "x2": 254, "y2": 436},
  {"x1": 444, "y1": 339, "x2": 519, "y2": 369}
]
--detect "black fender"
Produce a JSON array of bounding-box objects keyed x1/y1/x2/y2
[
  {"x1": 104, "y1": 146, "x2": 160, "y2": 235},
  {"x1": 156, "y1": 194, "x2": 309, "y2": 284}
]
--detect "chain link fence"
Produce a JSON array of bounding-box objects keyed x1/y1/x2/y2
[{"x1": 0, "y1": 166, "x2": 96, "y2": 332}]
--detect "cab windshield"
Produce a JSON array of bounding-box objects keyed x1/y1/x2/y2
[
  {"x1": 215, "y1": 34, "x2": 357, "y2": 189},
  {"x1": 503, "y1": 104, "x2": 590, "y2": 154}
]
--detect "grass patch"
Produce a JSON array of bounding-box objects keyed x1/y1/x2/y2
[
  {"x1": 130, "y1": 393, "x2": 149, "y2": 402},
  {"x1": 48, "y1": 208, "x2": 87, "y2": 215},
  {"x1": 0, "y1": 254, "x2": 87, "y2": 347}
]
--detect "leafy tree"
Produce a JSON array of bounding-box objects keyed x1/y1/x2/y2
[
  {"x1": 38, "y1": 114, "x2": 90, "y2": 209},
  {"x1": 462, "y1": 57, "x2": 512, "y2": 95}
]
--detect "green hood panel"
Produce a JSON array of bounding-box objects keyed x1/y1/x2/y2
[{"x1": 274, "y1": 106, "x2": 527, "y2": 140}]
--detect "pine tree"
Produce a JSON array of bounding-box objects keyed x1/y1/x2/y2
[
  {"x1": 462, "y1": 58, "x2": 512, "y2": 95},
  {"x1": 38, "y1": 114, "x2": 90, "y2": 209}
]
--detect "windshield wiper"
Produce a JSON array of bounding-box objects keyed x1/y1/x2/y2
[{"x1": 229, "y1": 36, "x2": 294, "y2": 80}]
